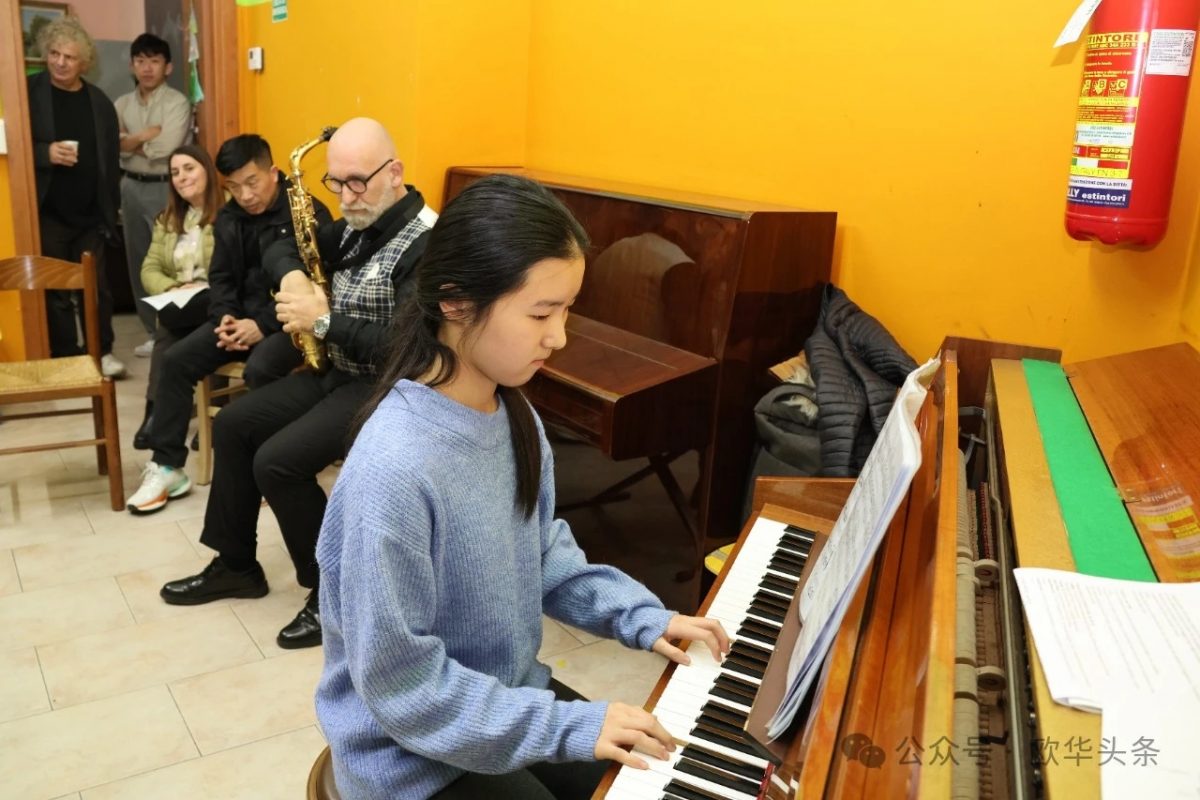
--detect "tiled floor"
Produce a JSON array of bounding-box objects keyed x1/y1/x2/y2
[{"x1": 0, "y1": 314, "x2": 676, "y2": 799}]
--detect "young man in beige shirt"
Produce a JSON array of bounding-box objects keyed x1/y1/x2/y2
[{"x1": 115, "y1": 33, "x2": 192, "y2": 354}]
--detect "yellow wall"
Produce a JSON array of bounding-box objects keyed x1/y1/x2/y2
[
  {"x1": 204, "y1": 1, "x2": 1200, "y2": 362},
  {"x1": 525, "y1": 1, "x2": 1200, "y2": 363},
  {"x1": 237, "y1": 0, "x2": 529, "y2": 212}
]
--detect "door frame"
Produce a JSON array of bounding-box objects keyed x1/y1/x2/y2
[{"x1": 0, "y1": 0, "x2": 46, "y2": 357}]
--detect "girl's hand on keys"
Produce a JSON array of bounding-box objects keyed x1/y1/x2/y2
[
  {"x1": 594, "y1": 702, "x2": 675, "y2": 769},
  {"x1": 652, "y1": 614, "x2": 731, "y2": 664}
]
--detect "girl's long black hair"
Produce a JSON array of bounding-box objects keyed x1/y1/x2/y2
[{"x1": 357, "y1": 174, "x2": 589, "y2": 518}]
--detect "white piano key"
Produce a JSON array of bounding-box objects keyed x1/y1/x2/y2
[{"x1": 606, "y1": 515, "x2": 799, "y2": 798}]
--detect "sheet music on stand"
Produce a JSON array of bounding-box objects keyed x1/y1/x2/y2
[{"x1": 766, "y1": 357, "x2": 939, "y2": 741}]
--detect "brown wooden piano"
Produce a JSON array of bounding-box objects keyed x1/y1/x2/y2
[
  {"x1": 592, "y1": 338, "x2": 1200, "y2": 799},
  {"x1": 443, "y1": 167, "x2": 837, "y2": 581}
]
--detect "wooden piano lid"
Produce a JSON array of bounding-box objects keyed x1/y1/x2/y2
[
  {"x1": 991, "y1": 359, "x2": 1100, "y2": 800},
  {"x1": 1065, "y1": 342, "x2": 1200, "y2": 584},
  {"x1": 446, "y1": 166, "x2": 813, "y2": 217},
  {"x1": 993, "y1": 344, "x2": 1200, "y2": 799}
]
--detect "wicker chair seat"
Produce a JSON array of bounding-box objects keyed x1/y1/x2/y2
[{"x1": 0, "y1": 355, "x2": 101, "y2": 395}]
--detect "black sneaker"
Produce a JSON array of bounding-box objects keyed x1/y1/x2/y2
[{"x1": 160, "y1": 558, "x2": 269, "y2": 606}]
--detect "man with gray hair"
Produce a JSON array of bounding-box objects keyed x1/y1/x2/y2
[
  {"x1": 159, "y1": 118, "x2": 438, "y2": 650},
  {"x1": 26, "y1": 17, "x2": 125, "y2": 376}
]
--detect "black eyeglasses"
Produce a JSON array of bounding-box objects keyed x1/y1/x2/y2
[{"x1": 321, "y1": 159, "x2": 393, "y2": 195}]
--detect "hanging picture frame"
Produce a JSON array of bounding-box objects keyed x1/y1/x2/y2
[{"x1": 20, "y1": 1, "x2": 72, "y2": 64}]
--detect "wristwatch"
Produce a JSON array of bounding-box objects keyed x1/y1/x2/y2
[{"x1": 313, "y1": 313, "x2": 331, "y2": 340}]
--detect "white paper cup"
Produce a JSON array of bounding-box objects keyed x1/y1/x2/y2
[{"x1": 61, "y1": 140, "x2": 79, "y2": 154}]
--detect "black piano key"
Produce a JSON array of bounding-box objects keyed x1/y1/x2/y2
[
  {"x1": 767, "y1": 556, "x2": 804, "y2": 577},
  {"x1": 781, "y1": 530, "x2": 814, "y2": 545},
  {"x1": 776, "y1": 549, "x2": 809, "y2": 565},
  {"x1": 698, "y1": 712, "x2": 750, "y2": 738},
  {"x1": 750, "y1": 591, "x2": 790, "y2": 614},
  {"x1": 784, "y1": 524, "x2": 817, "y2": 541},
  {"x1": 750, "y1": 592, "x2": 787, "y2": 613},
  {"x1": 716, "y1": 672, "x2": 760, "y2": 696},
  {"x1": 680, "y1": 744, "x2": 764, "y2": 782},
  {"x1": 731, "y1": 639, "x2": 773, "y2": 662},
  {"x1": 759, "y1": 575, "x2": 798, "y2": 596},
  {"x1": 735, "y1": 623, "x2": 777, "y2": 646},
  {"x1": 729, "y1": 642, "x2": 770, "y2": 666},
  {"x1": 778, "y1": 544, "x2": 812, "y2": 561},
  {"x1": 773, "y1": 553, "x2": 808, "y2": 572},
  {"x1": 717, "y1": 656, "x2": 763, "y2": 680},
  {"x1": 662, "y1": 779, "x2": 720, "y2": 800},
  {"x1": 747, "y1": 602, "x2": 785, "y2": 625},
  {"x1": 710, "y1": 676, "x2": 758, "y2": 700},
  {"x1": 773, "y1": 545, "x2": 808, "y2": 564},
  {"x1": 701, "y1": 701, "x2": 748, "y2": 727},
  {"x1": 711, "y1": 685, "x2": 752, "y2": 705},
  {"x1": 691, "y1": 723, "x2": 760, "y2": 757},
  {"x1": 748, "y1": 605, "x2": 787, "y2": 625},
  {"x1": 677, "y1": 757, "x2": 763, "y2": 796}
]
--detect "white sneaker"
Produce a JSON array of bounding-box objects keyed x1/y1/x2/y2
[
  {"x1": 101, "y1": 353, "x2": 127, "y2": 378},
  {"x1": 127, "y1": 461, "x2": 191, "y2": 515},
  {"x1": 133, "y1": 338, "x2": 154, "y2": 358}
]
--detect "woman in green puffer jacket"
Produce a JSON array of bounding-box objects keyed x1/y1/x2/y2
[{"x1": 134, "y1": 143, "x2": 224, "y2": 449}]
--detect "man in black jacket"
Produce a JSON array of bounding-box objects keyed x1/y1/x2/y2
[
  {"x1": 126, "y1": 134, "x2": 329, "y2": 515},
  {"x1": 159, "y1": 118, "x2": 436, "y2": 650},
  {"x1": 26, "y1": 18, "x2": 124, "y2": 376}
]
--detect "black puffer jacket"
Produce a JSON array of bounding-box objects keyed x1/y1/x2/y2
[
  {"x1": 804, "y1": 285, "x2": 917, "y2": 476},
  {"x1": 206, "y1": 172, "x2": 332, "y2": 331}
]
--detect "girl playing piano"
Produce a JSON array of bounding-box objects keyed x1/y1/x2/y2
[{"x1": 315, "y1": 174, "x2": 729, "y2": 799}]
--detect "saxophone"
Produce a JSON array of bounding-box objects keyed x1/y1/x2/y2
[{"x1": 286, "y1": 126, "x2": 337, "y2": 372}]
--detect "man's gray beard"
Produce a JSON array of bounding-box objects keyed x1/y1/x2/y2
[{"x1": 341, "y1": 184, "x2": 398, "y2": 231}]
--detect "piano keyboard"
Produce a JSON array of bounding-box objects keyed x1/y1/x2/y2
[{"x1": 605, "y1": 516, "x2": 815, "y2": 800}]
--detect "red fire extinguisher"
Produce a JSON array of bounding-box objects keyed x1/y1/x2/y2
[{"x1": 1065, "y1": 0, "x2": 1200, "y2": 246}]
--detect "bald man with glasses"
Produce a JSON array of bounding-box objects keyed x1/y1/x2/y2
[{"x1": 159, "y1": 118, "x2": 438, "y2": 650}]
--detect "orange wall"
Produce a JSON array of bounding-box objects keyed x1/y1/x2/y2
[
  {"x1": 1, "y1": 90, "x2": 26, "y2": 359},
  {"x1": 525, "y1": 1, "x2": 1200, "y2": 363},
  {"x1": 237, "y1": 0, "x2": 529, "y2": 212}
]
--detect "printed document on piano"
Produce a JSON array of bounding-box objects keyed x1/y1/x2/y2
[
  {"x1": 1013, "y1": 568, "x2": 1200, "y2": 712},
  {"x1": 766, "y1": 357, "x2": 940, "y2": 740},
  {"x1": 1013, "y1": 568, "x2": 1200, "y2": 798}
]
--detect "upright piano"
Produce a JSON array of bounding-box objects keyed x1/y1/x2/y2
[
  {"x1": 595, "y1": 338, "x2": 1200, "y2": 799},
  {"x1": 444, "y1": 167, "x2": 837, "y2": 574}
]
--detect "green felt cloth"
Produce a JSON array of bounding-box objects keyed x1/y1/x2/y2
[{"x1": 1022, "y1": 359, "x2": 1156, "y2": 582}]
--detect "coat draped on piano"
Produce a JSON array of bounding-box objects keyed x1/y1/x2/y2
[{"x1": 804, "y1": 284, "x2": 917, "y2": 477}]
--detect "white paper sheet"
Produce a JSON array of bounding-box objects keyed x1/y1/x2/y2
[
  {"x1": 1015, "y1": 568, "x2": 1200, "y2": 796},
  {"x1": 1100, "y1": 690, "x2": 1200, "y2": 799},
  {"x1": 140, "y1": 285, "x2": 207, "y2": 312},
  {"x1": 1055, "y1": 0, "x2": 1103, "y2": 47},
  {"x1": 765, "y1": 357, "x2": 939, "y2": 740},
  {"x1": 1013, "y1": 568, "x2": 1200, "y2": 712}
]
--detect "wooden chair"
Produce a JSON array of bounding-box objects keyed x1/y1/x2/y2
[
  {"x1": 194, "y1": 361, "x2": 249, "y2": 486},
  {"x1": 0, "y1": 254, "x2": 124, "y2": 511},
  {"x1": 306, "y1": 746, "x2": 341, "y2": 800}
]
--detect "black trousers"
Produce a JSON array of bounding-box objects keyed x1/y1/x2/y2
[
  {"x1": 38, "y1": 214, "x2": 114, "y2": 356},
  {"x1": 430, "y1": 679, "x2": 611, "y2": 800},
  {"x1": 149, "y1": 326, "x2": 300, "y2": 469},
  {"x1": 199, "y1": 368, "x2": 370, "y2": 588}
]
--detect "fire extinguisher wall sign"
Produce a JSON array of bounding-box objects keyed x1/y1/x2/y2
[{"x1": 1065, "y1": 0, "x2": 1200, "y2": 246}]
